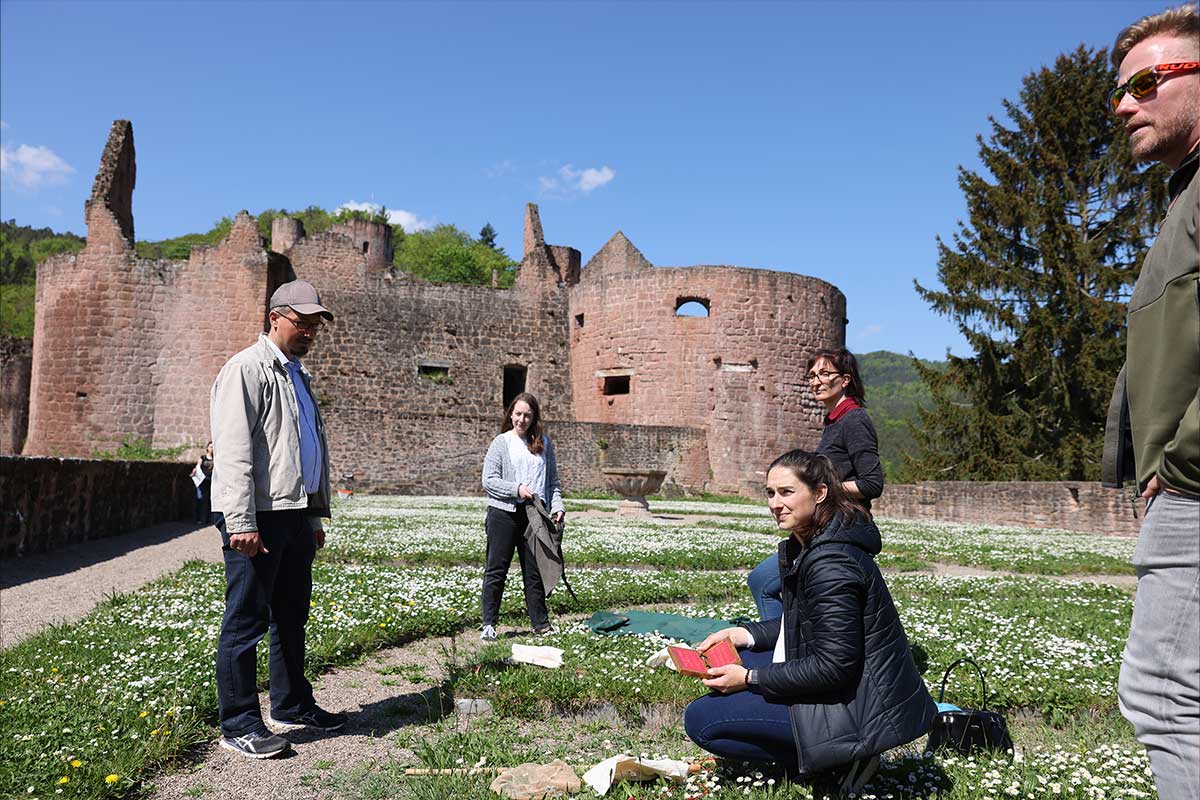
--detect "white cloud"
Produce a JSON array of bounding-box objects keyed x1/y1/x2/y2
[
  {"x1": 0, "y1": 143, "x2": 75, "y2": 189},
  {"x1": 854, "y1": 323, "x2": 884, "y2": 341},
  {"x1": 336, "y1": 201, "x2": 434, "y2": 232},
  {"x1": 485, "y1": 159, "x2": 516, "y2": 178},
  {"x1": 538, "y1": 163, "x2": 616, "y2": 196},
  {"x1": 0, "y1": 120, "x2": 9, "y2": 129}
]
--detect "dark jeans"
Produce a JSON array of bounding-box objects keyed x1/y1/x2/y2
[
  {"x1": 684, "y1": 650, "x2": 797, "y2": 766},
  {"x1": 748, "y1": 554, "x2": 784, "y2": 621},
  {"x1": 195, "y1": 479, "x2": 212, "y2": 524},
  {"x1": 215, "y1": 510, "x2": 316, "y2": 737},
  {"x1": 481, "y1": 505, "x2": 549, "y2": 629}
]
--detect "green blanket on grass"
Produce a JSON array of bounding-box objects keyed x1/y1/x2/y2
[{"x1": 586, "y1": 610, "x2": 745, "y2": 645}]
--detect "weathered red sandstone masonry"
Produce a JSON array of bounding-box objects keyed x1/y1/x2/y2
[
  {"x1": 23, "y1": 120, "x2": 849, "y2": 494},
  {"x1": 0, "y1": 336, "x2": 33, "y2": 454}
]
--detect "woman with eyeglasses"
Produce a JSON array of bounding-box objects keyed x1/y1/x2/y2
[
  {"x1": 748, "y1": 348, "x2": 883, "y2": 620},
  {"x1": 684, "y1": 449, "x2": 933, "y2": 793},
  {"x1": 479, "y1": 392, "x2": 565, "y2": 641}
]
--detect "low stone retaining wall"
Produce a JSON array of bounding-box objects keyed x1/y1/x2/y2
[
  {"x1": 325, "y1": 411, "x2": 711, "y2": 495},
  {"x1": 0, "y1": 456, "x2": 193, "y2": 557},
  {"x1": 873, "y1": 481, "x2": 1143, "y2": 536}
]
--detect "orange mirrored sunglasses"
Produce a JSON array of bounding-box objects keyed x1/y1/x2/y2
[{"x1": 1109, "y1": 62, "x2": 1200, "y2": 113}]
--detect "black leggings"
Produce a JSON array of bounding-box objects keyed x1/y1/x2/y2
[{"x1": 480, "y1": 506, "x2": 549, "y2": 629}]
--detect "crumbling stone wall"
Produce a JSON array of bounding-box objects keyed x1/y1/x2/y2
[
  {"x1": 873, "y1": 481, "x2": 1143, "y2": 536},
  {"x1": 0, "y1": 456, "x2": 192, "y2": 557},
  {"x1": 25, "y1": 121, "x2": 278, "y2": 457},
  {"x1": 295, "y1": 205, "x2": 579, "y2": 481},
  {"x1": 568, "y1": 233, "x2": 846, "y2": 492},
  {"x1": 21, "y1": 121, "x2": 845, "y2": 500},
  {"x1": 0, "y1": 336, "x2": 33, "y2": 454}
]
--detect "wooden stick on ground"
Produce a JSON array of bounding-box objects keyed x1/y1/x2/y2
[{"x1": 404, "y1": 762, "x2": 704, "y2": 777}]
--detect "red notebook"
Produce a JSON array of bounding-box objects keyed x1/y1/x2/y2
[{"x1": 667, "y1": 638, "x2": 742, "y2": 678}]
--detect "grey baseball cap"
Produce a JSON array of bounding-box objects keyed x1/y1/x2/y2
[{"x1": 269, "y1": 280, "x2": 333, "y2": 320}]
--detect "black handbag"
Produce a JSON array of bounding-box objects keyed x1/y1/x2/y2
[{"x1": 927, "y1": 657, "x2": 1014, "y2": 756}]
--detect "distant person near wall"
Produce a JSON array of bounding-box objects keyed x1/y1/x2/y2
[
  {"x1": 1101, "y1": 7, "x2": 1200, "y2": 800},
  {"x1": 210, "y1": 280, "x2": 345, "y2": 760},
  {"x1": 748, "y1": 348, "x2": 883, "y2": 619},
  {"x1": 480, "y1": 391, "x2": 565, "y2": 641},
  {"x1": 192, "y1": 441, "x2": 214, "y2": 524}
]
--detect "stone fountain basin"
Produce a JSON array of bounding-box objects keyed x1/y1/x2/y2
[{"x1": 600, "y1": 468, "x2": 667, "y2": 498}]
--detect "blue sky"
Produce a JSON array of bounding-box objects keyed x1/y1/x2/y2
[{"x1": 0, "y1": 0, "x2": 1165, "y2": 359}]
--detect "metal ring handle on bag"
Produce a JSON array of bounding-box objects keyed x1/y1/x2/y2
[{"x1": 937, "y1": 657, "x2": 990, "y2": 709}]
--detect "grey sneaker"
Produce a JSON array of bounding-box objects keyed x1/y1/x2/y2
[
  {"x1": 219, "y1": 729, "x2": 290, "y2": 759},
  {"x1": 268, "y1": 706, "x2": 346, "y2": 732},
  {"x1": 480, "y1": 624, "x2": 498, "y2": 641}
]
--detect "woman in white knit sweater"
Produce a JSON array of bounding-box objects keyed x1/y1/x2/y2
[{"x1": 479, "y1": 392, "x2": 564, "y2": 641}]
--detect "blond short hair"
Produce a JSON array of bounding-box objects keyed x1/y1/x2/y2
[{"x1": 1113, "y1": 5, "x2": 1200, "y2": 67}]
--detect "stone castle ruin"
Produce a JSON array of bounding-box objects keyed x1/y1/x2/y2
[{"x1": 20, "y1": 120, "x2": 848, "y2": 494}]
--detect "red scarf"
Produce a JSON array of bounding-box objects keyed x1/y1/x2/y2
[{"x1": 825, "y1": 396, "x2": 861, "y2": 426}]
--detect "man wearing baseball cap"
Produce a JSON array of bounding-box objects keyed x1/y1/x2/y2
[{"x1": 210, "y1": 279, "x2": 344, "y2": 758}]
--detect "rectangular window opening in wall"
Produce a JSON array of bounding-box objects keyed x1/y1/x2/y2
[
  {"x1": 603, "y1": 375, "x2": 630, "y2": 395},
  {"x1": 575, "y1": 313, "x2": 584, "y2": 328},
  {"x1": 362, "y1": 242, "x2": 369, "y2": 254},
  {"x1": 503, "y1": 365, "x2": 528, "y2": 408},
  {"x1": 418, "y1": 361, "x2": 451, "y2": 383}
]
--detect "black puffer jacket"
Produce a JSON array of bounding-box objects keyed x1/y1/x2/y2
[{"x1": 742, "y1": 512, "x2": 935, "y2": 774}]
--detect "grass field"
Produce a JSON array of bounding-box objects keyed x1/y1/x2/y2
[{"x1": 0, "y1": 496, "x2": 1150, "y2": 799}]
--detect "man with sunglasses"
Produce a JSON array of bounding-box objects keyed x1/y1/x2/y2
[
  {"x1": 1102, "y1": 6, "x2": 1200, "y2": 799},
  {"x1": 210, "y1": 279, "x2": 345, "y2": 759}
]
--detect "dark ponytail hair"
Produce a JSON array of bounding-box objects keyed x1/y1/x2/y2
[
  {"x1": 501, "y1": 392, "x2": 545, "y2": 455},
  {"x1": 807, "y1": 347, "x2": 867, "y2": 406},
  {"x1": 768, "y1": 449, "x2": 869, "y2": 542}
]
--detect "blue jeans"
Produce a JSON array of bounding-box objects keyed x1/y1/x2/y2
[
  {"x1": 215, "y1": 510, "x2": 317, "y2": 737},
  {"x1": 683, "y1": 650, "x2": 796, "y2": 766},
  {"x1": 748, "y1": 555, "x2": 783, "y2": 621},
  {"x1": 1118, "y1": 491, "x2": 1200, "y2": 800}
]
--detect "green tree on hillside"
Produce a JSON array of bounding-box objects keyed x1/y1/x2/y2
[
  {"x1": 393, "y1": 224, "x2": 518, "y2": 286},
  {"x1": 478, "y1": 223, "x2": 498, "y2": 249},
  {"x1": 907, "y1": 46, "x2": 1169, "y2": 481}
]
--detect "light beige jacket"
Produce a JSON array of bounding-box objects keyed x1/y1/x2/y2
[{"x1": 210, "y1": 334, "x2": 332, "y2": 534}]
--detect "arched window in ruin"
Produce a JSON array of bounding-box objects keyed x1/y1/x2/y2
[
  {"x1": 675, "y1": 297, "x2": 710, "y2": 317},
  {"x1": 362, "y1": 241, "x2": 370, "y2": 254}
]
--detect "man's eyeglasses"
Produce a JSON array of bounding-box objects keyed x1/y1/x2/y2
[
  {"x1": 277, "y1": 313, "x2": 324, "y2": 333},
  {"x1": 1109, "y1": 62, "x2": 1200, "y2": 113},
  {"x1": 807, "y1": 370, "x2": 844, "y2": 383}
]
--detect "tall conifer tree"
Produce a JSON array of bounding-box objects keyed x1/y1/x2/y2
[{"x1": 906, "y1": 46, "x2": 1169, "y2": 481}]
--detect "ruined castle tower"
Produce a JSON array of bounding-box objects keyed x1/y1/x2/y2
[
  {"x1": 566, "y1": 232, "x2": 846, "y2": 491},
  {"x1": 25, "y1": 121, "x2": 280, "y2": 456}
]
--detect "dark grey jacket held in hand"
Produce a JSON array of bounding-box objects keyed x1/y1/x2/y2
[{"x1": 741, "y1": 513, "x2": 936, "y2": 774}]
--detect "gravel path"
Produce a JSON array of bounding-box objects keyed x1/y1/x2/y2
[{"x1": 0, "y1": 521, "x2": 222, "y2": 648}]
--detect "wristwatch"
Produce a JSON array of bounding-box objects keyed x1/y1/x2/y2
[{"x1": 745, "y1": 668, "x2": 759, "y2": 688}]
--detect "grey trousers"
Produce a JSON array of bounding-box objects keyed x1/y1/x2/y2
[{"x1": 1118, "y1": 491, "x2": 1200, "y2": 800}]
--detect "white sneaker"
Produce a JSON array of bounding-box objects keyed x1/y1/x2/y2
[{"x1": 480, "y1": 625, "x2": 497, "y2": 641}]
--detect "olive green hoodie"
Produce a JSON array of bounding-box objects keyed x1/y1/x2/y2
[{"x1": 1103, "y1": 147, "x2": 1200, "y2": 497}]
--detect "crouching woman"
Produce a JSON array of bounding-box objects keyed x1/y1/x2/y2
[{"x1": 684, "y1": 450, "x2": 934, "y2": 791}]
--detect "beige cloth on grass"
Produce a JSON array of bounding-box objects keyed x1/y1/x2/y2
[{"x1": 490, "y1": 760, "x2": 581, "y2": 799}]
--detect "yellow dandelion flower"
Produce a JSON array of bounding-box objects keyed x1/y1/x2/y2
[
  {"x1": 139, "y1": 711, "x2": 149, "y2": 718},
  {"x1": 150, "y1": 729, "x2": 159, "y2": 736},
  {"x1": 58, "y1": 776, "x2": 70, "y2": 784},
  {"x1": 70, "y1": 759, "x2": 82, "y2": 768},
  {"x1": 105, "y1": 773, "x2": 120, "y2": 784}
]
